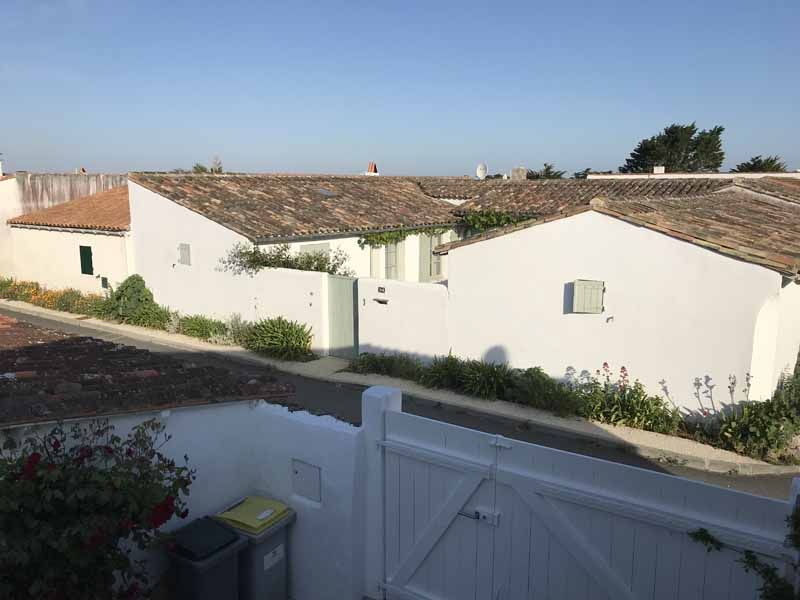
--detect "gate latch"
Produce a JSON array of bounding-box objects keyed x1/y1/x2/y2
[{"x1": 458, "y1": 508, "x2": 501, "y2": 527}]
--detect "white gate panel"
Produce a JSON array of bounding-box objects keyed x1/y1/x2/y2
[{"x1": 380, "y1": 409, "x2": 793, "y2": 600}]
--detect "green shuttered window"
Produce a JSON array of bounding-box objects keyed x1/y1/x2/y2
[{"x1": 79, "y1": 246, "x2": 94, "y2": 275}]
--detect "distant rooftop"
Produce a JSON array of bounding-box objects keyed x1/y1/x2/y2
[
  {"x1": 587, "y1": 172, "x2": 800, "y2": 180},
  {"x1": 8, "y1": 186, "x2": 130, "y2": 232}
]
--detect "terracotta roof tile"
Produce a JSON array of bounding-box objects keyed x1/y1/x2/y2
[
  {"x1": 0, "y1": 316, "x2": 293, "y2": 427},
  {"x1": 128, "y1": 173, "x2": 458, "y2": 242},
  {"x1": 8, "y1": 186, "x2": 130, "y2": 232},
  {"x1": 438, "y1": 190, "x2": 800, "y2": 277},
  {"x1": 433, "y1": 178, "x2": 735, "y2": 214}
]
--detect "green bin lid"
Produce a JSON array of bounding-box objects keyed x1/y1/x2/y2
[
  {"x1": 217, "y1": 496, "x2": 289, "y2": 535},
  {"x1": 173, "y1": 516, "x2": 239, "y2": 561}
]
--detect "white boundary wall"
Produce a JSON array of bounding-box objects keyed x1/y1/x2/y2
[
  {"x1": 358, "y1": 278, "x2": 450, "y2": 359},
  {"x1": 5, "y1": 387, "x2": 797, "y2": 600}
]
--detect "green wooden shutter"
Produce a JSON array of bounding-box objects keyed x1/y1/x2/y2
[
  {"x1": 418, "y1": 235, "x2": 432, "y2": 282},
  {"x1": 79, "y1": 246, "x2": 94, "y2": 275},
  {"x1": 572, "y1": 280, "x2": 605, "y2": 313}
]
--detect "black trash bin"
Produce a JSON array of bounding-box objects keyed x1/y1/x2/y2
[{"x1": 169, "y1": 516, "x2": 247, "y2": 600}]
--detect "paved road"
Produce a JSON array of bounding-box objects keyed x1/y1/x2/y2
[{"x1": 1, "y1": 306, "x2": 795, "y2": 500}]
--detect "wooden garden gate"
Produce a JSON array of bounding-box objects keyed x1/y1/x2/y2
[
  {"x1": 327, "y1": 275, "x2": 358, "y2": 359},
  {"x1": 379, "y1": 410, "x2": 794, "y2": 600}
]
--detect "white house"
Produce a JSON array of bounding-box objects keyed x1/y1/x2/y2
[
  {"x1": 0, "y1": 170, "x2": 127, "y2": 275},
  {"x1": 359, "y1": 176, "x2": 800, "y2": 411},
  {"x1": 7, "y1": 186, "x2": 134, "y2": 293}
]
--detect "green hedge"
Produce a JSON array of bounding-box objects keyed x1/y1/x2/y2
[{"x1": 244, "y1": 317, "x2": 313, "y2": 361}]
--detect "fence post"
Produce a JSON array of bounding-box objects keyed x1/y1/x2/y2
[{"x1": 361, "y1": 386, "x2": 402, "y2": 600}]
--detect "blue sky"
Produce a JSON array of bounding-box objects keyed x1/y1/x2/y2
[{"x1": 2, "y1": 0, "x2": 798, "y2": 175}]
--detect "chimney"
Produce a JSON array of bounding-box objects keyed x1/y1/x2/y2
[
  {"x1": 652, "y1": 165, "x2": 665, "y2": 174},
  {"x1": 511, "y1": 166, "x2": 527, "y2": 181},
  {"x1": 365, "y1": 161, "x2": 379, "y2": 176}
]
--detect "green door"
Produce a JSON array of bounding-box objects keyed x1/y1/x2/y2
[{"x1": 328, "y1": 275, "x2": 358, "y2": 358}]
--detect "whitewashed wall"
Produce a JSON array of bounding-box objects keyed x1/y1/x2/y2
[
  {"x1": 7, "y1": 400, "x2": 365, "y2": 600},
  {"x1": 773, "y1": 281, "x2": 800, "y2": 385},
  {"x1": 9, "y1": 227, "x2": 133, "y2": 294},
  {"x1": 129, "y1": 183, "x2": 330, "y2": 351},
  {"x1": 446, "y1": 211, "x2": 782, "y2": 410},
  {"x1": 358, "y1": 278, "x2": 450, "y2": 359},
  {"x1": 0, "y1": 178, "x2": 21, "y2": 275}
]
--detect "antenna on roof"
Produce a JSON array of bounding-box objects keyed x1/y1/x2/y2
[{"x1": 476, "y1": 163, "x2": 488, "y2": 180}]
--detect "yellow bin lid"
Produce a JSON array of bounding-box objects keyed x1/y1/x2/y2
[{"x1": 217, "y1": 496, "x2": 289, "y2": 535}]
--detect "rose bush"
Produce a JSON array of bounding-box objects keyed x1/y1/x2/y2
[{"x1": 0, "y1": 419, "x2": 195, "y2": 599}]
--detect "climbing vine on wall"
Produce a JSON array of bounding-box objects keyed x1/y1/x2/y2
[
  {"x1": 457, "y1": 210, "x2": 532, "y2": 234},
  {"x1": 357, "y1": 226, "x2": 451, "y2": 249},
  {"x1": 688, "y1": 505, "x2": 800, "y2": 599}
]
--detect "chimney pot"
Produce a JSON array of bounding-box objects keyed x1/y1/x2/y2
[{"x1": 511, "y1": 166, "x2": 527, "y2": 181}]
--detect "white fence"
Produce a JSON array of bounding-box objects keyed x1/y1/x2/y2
[
  {"x1": 376, "y1": 404, "x2": 794, "y2": 600},
  {"x1": 9, "y1": 388, "x2": 796, "y2": 600}
]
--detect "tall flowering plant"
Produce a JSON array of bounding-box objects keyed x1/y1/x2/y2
[{"x1": 0, "y1": 419, "x2": 195, "y2": 600}]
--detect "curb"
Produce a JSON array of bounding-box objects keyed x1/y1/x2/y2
[{"x1": 1, "y1": 299, "x2": 798, "y2": 476}]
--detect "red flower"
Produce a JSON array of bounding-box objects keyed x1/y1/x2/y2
[
  {"x1": 148, "y1": 495, "x2": 177, "y2": 528},
  {"x1": 103, "y1": 445, "x2": 114, "y2": 456},
  {"x1": 50, "y1": 439, "x2": 61, "y2": 451},
  {"x1": 21, "y1": 452, "x2": 42, "y2": 480},
  {"x1": 126, "y1": 448, "x2": 134, "y2": 457},
  {"x1": 180, "y1": 508, "x2": 189, "y2": 519}
]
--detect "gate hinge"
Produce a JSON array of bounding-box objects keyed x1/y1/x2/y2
[{"x1": 490, "y1": 436, "x2": 512, "y2": 449}]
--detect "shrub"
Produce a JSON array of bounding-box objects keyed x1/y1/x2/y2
[
  {"x1": 574, "y1": 364, "x2": 681, "y2": 434},
  {"x1": 3, "y1": 280, "x2": 41, "y2": 302},
  {"x1": 689, "y1": 374, "x2": 800, "y2": 461},
  {"x1": 0, "y1": 419, "x2": 195, "y2": 600},
  {"x1": 460, "y1": 360, "x2": 516, "y2": 400},
  {"x1": 420, "y1": 354, "x2": 466, "y2": 390},
  {"x1": 349, "y1": 352, "x2": 424, "y2": 381},
  {"x1": 508, "y1": 367, "x2": 583, "y2": 416},
  {"x1": 226, "y1": 314, "x2": 254, "y2": 346},
  {"x1": 103, "y1": 275, "x2": 172, "y2": 329},
  {"x1": 52, "y1": 288, "x2": 88, "y2": 313},
  {"x1": 219, "y1": 243, "x2": 354, "y2": 276},
  {"x1": 178, "y1": 314, "x2": 228, "y2": 340},
  {"x1": 245, "y1": 317, "x2": 313, "y2": 360}
]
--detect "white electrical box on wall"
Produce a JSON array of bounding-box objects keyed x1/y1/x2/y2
[{"x1": 291, "y1": 459, "x2": 321, "y2": 503}]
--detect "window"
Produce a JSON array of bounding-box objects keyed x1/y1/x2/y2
[
  {"x1": 79, "y1": 246, "x2": 93, "y2": 275},
  {"x1": 419, "y1": 233, "x2": 447, "y2": 281},
  {"x1": 369, "y1": 246, "x2": 382, "y2": 278},
  {"x1": 178, "y1": 243, "x2": 191, "y2": 266},
  {"x1": 430, "y1": 234, "x2": 443, "y2": 278},
  {"x1": 572, "y1": 279, "x2": 605, "y2": 314},
  {"x1": 385, "y1": 243, "x2": 398, "y2": 279}
]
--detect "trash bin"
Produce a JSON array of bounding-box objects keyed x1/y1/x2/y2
[
  {"x1": 216, "y1": 496, "x2": 297, "y2": 600},
  {"x1": 169, "y1": 516, "x2": 248, "y2": 600}
]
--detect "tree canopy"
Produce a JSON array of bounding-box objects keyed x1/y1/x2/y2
[
  {"x1": 619, "y1": 123, "x2": 725, "y2": 173},
  {"x1": 732, "y1": 155, "x2": 787, "y2": 173},
  {"x1": 526, "y1": 163, "x2": 565, "y2": 179},
  {"x1": 191, "y1": 157, "x2": 223, "y2": 174}
]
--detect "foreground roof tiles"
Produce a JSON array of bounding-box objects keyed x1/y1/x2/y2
[
  {"x1": 8, "y1": 186, "x2": 130, "y2": 232},
  {"x1": 0, "y1": 316, "x2": 293, "y2": 427},
  {"x1": 129, "y1": 173, "x2": 458, "y2": 242}
]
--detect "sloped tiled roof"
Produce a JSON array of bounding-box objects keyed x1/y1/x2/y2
[
  {"x1": 438, "y1": 190, "x2": 800, "y2": 277},
  {"x1": 129, "y1": 173, "x2": 458, "y2": 242},
  {"x1": 733, "y1": 177, "x2": 800, "y2": 204},
  {"x1": 439, "y1": 178, "x2": 734, "y2": 215},
  {"x1": 0, "y1": 315, "x2": 293, "y2": 427},
  {"x1": 8, "y1": 186, "x2": 130, "y2": 232}
]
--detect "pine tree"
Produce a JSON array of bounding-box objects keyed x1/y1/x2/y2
[
  {"x1": 526, "y1": 163, "x2": 565, "y2": 179},
  {"x1": 732, "y1": 155, "x2": 787, "y2": 173},
  {"x1": 619, "y1": 123, "x2": 725, "y2": 173}
]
